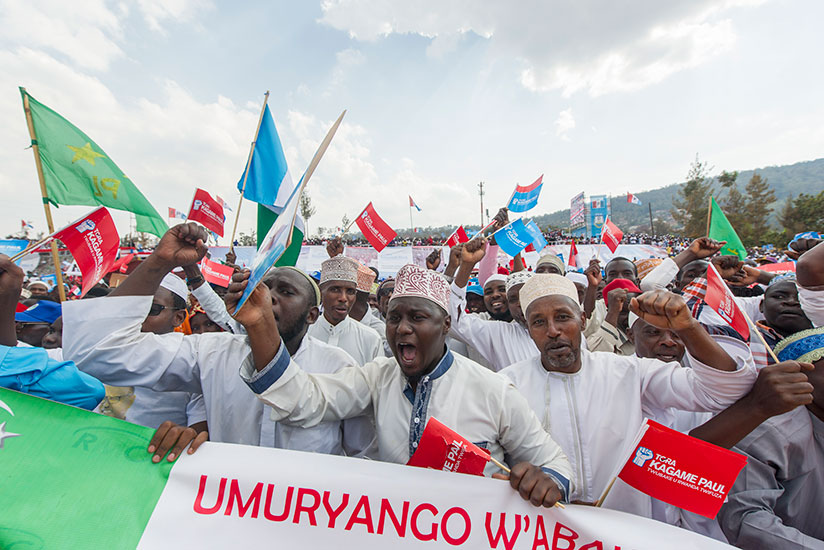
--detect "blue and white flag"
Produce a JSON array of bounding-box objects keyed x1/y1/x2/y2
[
  {"x1": 524, "y1": 220, "x2": 547, "y2": 252},
  {"x1": 237, "y1": 105, "x2": 293, "y2": 207},
  {"x1": 507, "y1": 175, "x2": 543, "y2": 213},
  {"x1": 627, "y1": 192, "x2": 642, "y2": 206},
  {"x1": 493, "y1": 219, "x2": 534, "y2": 257}
]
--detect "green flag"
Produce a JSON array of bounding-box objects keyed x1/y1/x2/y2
[
  {"x1": 20, "y1": 88, "x2": 168, "y2": 237},
  {"x1": 708, "y1": 196, "x2": 747, "y2": 259},
  {"x1": 256, "y1": 203, "x2": 303, "y2": 266},
  {"x1": 0, "y1": 388, "x2": 171, "y2": 548}
]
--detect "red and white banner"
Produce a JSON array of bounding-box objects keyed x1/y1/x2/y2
[
  {"x1": 200, "y1": 257, "x2": 234, "y2": 288},
  {"x1": 616, "y1": 420, "x2": 746, "y2": 519},
  {"x1": 53, "y1": 207, "x2": 119, "y2": 297},
  {"x1": 138, "y1": 443, "x2": 734, "y2": 548},
  {"x1": 705, "y1": 263, "x2": 751, "y2": 339},
  {"x1": 568, "y1": 240, "x2": 579, "y2": 268},
  {"x1": 187, "y1": 189, "x2": 225, "y2": 237},
  {"x1": 445, "y1": 226, "x2": 469, "y2": 248},
  {"x1": 758, "y1": 261, "x2": 795, "y2": 274},
  {"x1": 407, "y1": 418, "x2": 490, "y2": 476},
  {"x1": 355, "y1": 202, "x2": 397, "y2": 253},
  {"x1": 600, "y1": 218, "x2": 623, "y2": 253}
]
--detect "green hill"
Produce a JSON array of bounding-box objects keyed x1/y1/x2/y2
[{"x1": 533, "y1": 157, "x2": 824, "y2": 233}]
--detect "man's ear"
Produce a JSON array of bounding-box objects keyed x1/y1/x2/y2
[
  {"x1": 305, "y1": 306, "x2": 320, "y2": 325},
  {"x1": 172, "y1": 310, "x2": 187, "y2": 329},
  {"x1": 627, "y1": 325, "x2": 636, "y2": 345},
  {"x1": 580, "y1": 311, "x2": 587, "y2": 333},
  {"x1": 442, "y1": 312, "x2": 451, "y2": 335}
]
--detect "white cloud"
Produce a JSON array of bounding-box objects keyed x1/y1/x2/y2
[
  {"x1": 136, "y1": 0, "x2": 214, "y2": 32},
  {"x1": 319, "y1": 0, "x2": 765, "y2": 96},
  {"x1": 555, "y1": 108, "x2": 575, "y2": 141},
  {"x1": 325, "y1": 48, "x2": 366, "y2": 96}
]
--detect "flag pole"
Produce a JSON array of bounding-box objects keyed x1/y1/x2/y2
[
  {"x1": 648, "y1": 203, "x2": 654, "y2": 235},
  {"x1": 22, "y1": 88, "x2": 66, "y2": 302},
  {"x1": 740, "y1": 308, "x2": 781, "y2": 364},
  {"x1": 229, "y1": 90, "x2": 270, "y2": 252},
  {"x1": 9, "y1": 235, "x2": 56, "y2": 263},
  {"x1": 706, "y1": 195, "x2": 712, "y2": 237},
  {"x1": 409, "y1": 203, "x2": 413, "y2": 235}
]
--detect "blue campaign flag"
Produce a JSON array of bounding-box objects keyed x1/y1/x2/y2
[
  {"x1": 493, "y1": 219, "x2": 534, "y2": 257},
  {"x1": 524, "y1": 220, "x2": 547, "y2": 252},
  {"x1": 0, "y1": 239, "x2": 29, "y2": 266},
  {"x1": 237, "y1": 105, "x2": 292, "y2": 207},
  {"x1": 507, "y1": 175, "x2": 543, "y2": 213}
]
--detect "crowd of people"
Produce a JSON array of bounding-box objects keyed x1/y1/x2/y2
[{"x1": 5, "y1": 212, "x2": 823, "y2": 549}]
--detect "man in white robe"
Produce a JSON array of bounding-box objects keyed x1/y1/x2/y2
[
  {"x1": 237, "y1": 263, "x2": 574, "y2": 508},
  {"x1": 63, "y1": 223, "x2": 367, "y2": 458},
  {"x1": 499, "y1": 274, "x2": 757, "y2": 518}
]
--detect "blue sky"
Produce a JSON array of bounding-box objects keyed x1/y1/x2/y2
[{"x1": 1, "y1": 0, "x2": 823, "y2": 241}]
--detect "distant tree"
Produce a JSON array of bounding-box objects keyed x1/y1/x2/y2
[
  {"x1": 718, "y1": 170, "x2": 749, "y2": 241},
  {"x1": 236, "y1": 231, "x2": 257, "y2": 246},
  {"x1": 341, "y1": 214, "x2": 351, "y2": 234},
  {"x1": 671, "y1": 155, "x2": 713, "y2": 238},
  {"x1": 778, "y1": 192, "x2": 824, "y2": 238},
  {"x1": 316, "y1": 226, "x2": 327, "y2": 237},
  {"x1": 743, "y1": 173, "x2": 776, "y2": 245},
  {"x1": 300, "y1": 190, "x2": 316, "y2": 236}
]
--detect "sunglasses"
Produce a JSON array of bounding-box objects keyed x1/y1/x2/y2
[{"x1": 147, "y1": 303, "x2": 182, "y2": 316}]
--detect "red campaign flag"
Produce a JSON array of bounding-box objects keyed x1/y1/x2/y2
[
  {"x1": 187, "y1": 188, "x2": 225, "y2": 237},
  {"x1": 106, "y1": 253, "x2": 135, "y2": 275},
  {"x1": 355, "y1": 202, "x2": 397, "y2": 253},
  {"x1": 616, "y1": 419, "x2": 747, "y2": 519},
  {"x1": 53, "y1": 207, "x2": 119, "y2": 297},
  {"x1": 445, "y1": 226, "x2": 469, "y2": 248},
  {"x1": 200, "y1": 257, "x2": 234, "y2": 288},
  {"x1": 569, "y1": 240, "x2": 579, "y2": 268},
  {"x1": 406, "y1": 417, "x2": 490, "y2": 476},
  {"x1": 705, "y1": 263, "x2": 751, "y2": 339},
  {"x1": 600, "y1": 217, "x2": 623, "y2": 253}
]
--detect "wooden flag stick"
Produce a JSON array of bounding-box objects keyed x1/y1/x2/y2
[
  {"x1": 22, "y1": 88, "x2": 66, "y2": 302},
  {"x1": 229, "y1": 91, "x2": 270, "y2": 252},
  {"x1": 9, "y1": 235, "x2": 55, "y2": 263},
  {"x1": 740, "y1": 307, "x2": 781, "y2": 364}
]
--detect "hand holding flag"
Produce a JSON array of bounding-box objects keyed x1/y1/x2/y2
[
  {"x1": 445, "y1": 226, "x2": 469, "y2": 248},
  {"x1": 705, "y1": 262, "x2": 751, "y2": 340},
  {"x1": 492, "y1": 219, "x2": 534, "y2": 257},
  {"x1": 51, "y1": 207, "x2": 119, "y2": 297}
]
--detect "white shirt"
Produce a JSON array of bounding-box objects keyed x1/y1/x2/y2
[
  {"x1": 62, "y1": 295, "x2": 365, "y2": 456},
  {"x1": 447, "y1": 282, "x2": 538, "y2": 371},
  {"x1": 191, "y1": 282, "x2": 243, "y2": 334},
  {"x1": 358, "y1": 306, "x2": 386, "y2": 338},
  {"x1": 499, "y1": 338, "x2": 756, "y2": 516},
  {"x1": 308, "y1": 315, "x2": 382, "y2": 366},
  {"x1": 240, "y1": 347, "x2": 575, "y2": 499}
]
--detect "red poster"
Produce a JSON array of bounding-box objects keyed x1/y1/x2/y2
[
  {"x1": 355, "y1": 202, "x2": 397, "y2": 253},
  {"x1": 200, "y1": 257, "x2": 234, "y2": 288},
  {"x1": 705, "y1": 263, "x2": 751, "y2": 339},
  {"x1": 53, "y1": 207, "x2": 119, "y2": 297},
  {"x1": 617, "y1": 420, "x2": 747, "y2": 519},
  {"x1": 600, "y1": 218, "x2": 623, "y2": 253},
  {"x1": 406, "y1": 417, "x2": 490, "y2": 476},
  {"x1": 187, "y1": 188, "x2": 225, "y2": 237},
  {"x1": 445, "y1": 226, "x2": 469, "y2": 248}
]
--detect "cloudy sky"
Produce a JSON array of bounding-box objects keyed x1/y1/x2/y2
[{"x1": 1, "y1": 0, "x2": 823, "y2": 241}]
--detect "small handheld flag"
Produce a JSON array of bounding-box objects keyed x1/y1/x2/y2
[
  {"x1": 186, "y1": 188, "x2": 225, "y2": 237},
  {"x1": 52, "y1": 207, "x2": 119, "y2": 297},
  {"x1": 492, "y1": 219, "x2": 534, "y2": 257},
  {"x1": 445, "y1": 226, "x2": 469, "y2": 248},
  {"x1": 627, "y1": 192, "x2": 642, "y2": 206},
  {"x1": 568, "y1": 240, "x2": 580, "y2": 268},
  {"x1": 200, "y1": 257, "x2": 234, "y2": 288},
  {"x1": 708, "y1": 197, "x2": 746, "y2": 260},
  {"x1": 167, "y1": 208, "x2": 187, "y2": 221},
  {"x1": 406, "y1": 417, "x2": 491, "y2": 476},
  {"x1": 705, "y1": 263, "x2": 750, "y2": 340},
  {"x1": 507, "y1": 175, "x2": 543, "y2": 213},
  {"x1": 524, "y1": 220, "x2": 547, "y2": 252},
  {"x1": 355, "y1": 202, "x2": 397, "y2": 252},
  {"x1": 612, "y1": 419, "x2": 747, "y2": 519},
  {"x1": 600, "y1": 217, "x2": 623, "y2": 253}
]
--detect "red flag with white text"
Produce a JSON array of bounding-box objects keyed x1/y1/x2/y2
[
  {"x1": 53, "y1": 207, "x2": 119, "y2": 297},
  {"x1": 200, "y1": 257, "x2": 234, "y2": 288},
  {"x1": 187, "y1": 188, "x2": 225, "y2": 237},
  {"x1": 705, "y1": 263, "x2": 751, "y2": 339},
  {"x1": 355, "y1": 202, "x2": 397, "y2": 253},
  {"x1": 600, "y1": 218, "x2": 623, "y2": 253},
  {"x1": 446, "y1": 226, "x2": 469, "y2": 248},
  {"x1": 615, "y1": 419, "x2": 747, "y2": 519},
  {"x1": 569, "y1": 240, "x2": 579, "y2": 268},
  {"x1": 406, "y1": 417, "x2": 490, "y2": 476}
]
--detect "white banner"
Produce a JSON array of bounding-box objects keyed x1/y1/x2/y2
[{"x1": 138, "y1": 443, "x2": 732, "y2": 549}]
